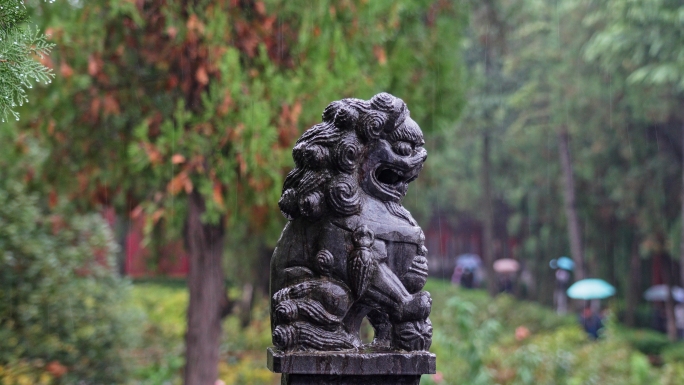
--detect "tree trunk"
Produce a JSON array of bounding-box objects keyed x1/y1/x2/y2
[
  {"x1": 661, "y1": 254, "x2": 678, "y2": 342},
  {"x1": 625, "y1": 238, "x2": 640, "y2": 327},
  {"x1": 482, "y1": 132, "x2": 498, "y2": 296},
  {"x1": 680, "y1": 121, "x2": 684, "y2": 288},
  {"x1": 558, "y1": 128, "x2": 586, "y2": 281},
  {"x1": 184, "y1": 190, "x2": 230, "y2": 385}
]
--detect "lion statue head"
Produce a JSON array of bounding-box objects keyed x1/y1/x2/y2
[{"x1": 278, "y1": 92, "x2": 427, "y2": 222}]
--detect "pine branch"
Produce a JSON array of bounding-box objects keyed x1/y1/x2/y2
[{"x1": 0, "y1": 0, "x2": 55, "y2": 122}]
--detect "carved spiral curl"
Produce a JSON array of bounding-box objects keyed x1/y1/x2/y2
[
  {"x1": 333, "y1": 135, "x2": 361, "y2": 173},
  {"x1": 370, "y1": 92, "x2": 396, "y2": 112},
  {"x1": 293, "y1": 143, "x2": 329, "y2": 169},
  {"x1": 273, "y1": 325, "x2": 298, "y2": 350},
  {"x1": 279, "y1": 93, "x2": 422, "y2": 221},
  {"x1": 316, "y1": 249, "x2": 334, "y2": 275},
  {"x1": 299, "y1": 191, "x2": 325, "y2": 218},
  {"x1": 333, "y1": 105, "x2": 359, "y2": 131},
  {"x1": 273, "y1": 287, "x2": 291, "y2": 303},
  {"x1": 326, "y1": 175, "x2": 361, "y2": 216},
  {"x1": 357, "y1": 110, "x2": 388, "y2": 141},
  {"x1": 278, "y1": 188, "x2": 299, "y2": 220},
  {"x1": 275, "y1": 300, "x2": 299, "y2": 323},
  {"x1": 322, "y1": 101, "x2": 342, "y2": 123}
]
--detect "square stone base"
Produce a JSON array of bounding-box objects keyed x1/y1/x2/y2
[
  {"x1": 267, "y1": 347, "x2": 436, "y2": 385},
  {"x1": 280, "y1": 374, "x2": 422, "y2": 385}
]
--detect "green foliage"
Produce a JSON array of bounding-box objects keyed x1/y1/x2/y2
[
  {"x1": 17, "y1": 0, "x2": 467, "y2": 217},
  {"x1": 412, "y1": 0, "x2": 684, "y2": 311},
  {"x1": 617, "y1": 326, "x2": 674, "y2": 356},
  {"x1": 8, "y1": 0, "x2": 468, "y2": 288},
  {"x1": 0, "y1": 0, "x2": 54, "y2": 122},
  {"x1": 128, "y1": 282, "x2": 187, "y2": 385},
  {"x1": 125, "y1": 278, "x2": 684, "y2": 385},
  {"x1": 422, "y1": 280, "x2": 683, "y2": 385},
  {"x1": 662, "y1": 343, "x2": 684, "y2": 364},
  {"x1": 127, "y1": 281, "x2": 276, "y2": 385},
  {"x1": 0, "y1": 179, "x2": 142, "y2": 384},
  {"x1": 586, "y1": 0, "x2": 684, "y2": 91}
]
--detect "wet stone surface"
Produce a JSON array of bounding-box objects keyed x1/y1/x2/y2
[
  {"x1": 267, "y1": 93, "x2": 435, "y2": 384},
  {"x1": 281, "y1": 374, "x2": 422, "y2": 385},
  {"x1": 268, "y1": 348, "x2": 435, "y2": 385},
  {"x1": 267, "y1": 347, "x2": 436, "y2": 375}
]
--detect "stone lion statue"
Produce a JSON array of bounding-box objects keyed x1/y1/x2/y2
[{"x1": 270, "y1": 92, "x2": 431, "y2": 352}]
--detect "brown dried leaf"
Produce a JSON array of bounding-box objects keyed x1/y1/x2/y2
[
  {"x1": 217, "y1": 91, "x2": 233, "y2": 116},
  {"x1": 186, "y1": 14, "x2": 205, "y2": 34},
  {"x1": 47, "y1": 119, "x2": 55, "y2": 135},
  {"x1": 151, "y1": 208, "x2": 165, "y2": 224},
  {"x1": 60, "y1": 60, "x2": 73, "y2": 78},
  {"x1": 373, "y1": 46, "x2": 387, "y2": 65},
  {"x1": 167, "y1": 171, "x2": 188, "y2": 195},
  {"x1": 213, "y1": 183, "x2": 224, "y2": 209},
  {"x1": 88, "y1": 55, "x2": 100, "y2": 76},
  {"x1": 90, "y1": 97, "x2": 101, "y2": 118},
  {"x1": 183, "y1": 177, "x2": 193, "y2": 194},
  {"x1": 103, "y1": 94, "x2": 121, "y2": 116},
  {"x1": 166, "y1": 26, "x2": 178, "y2": 39},
  {"x1": 236, "y1": 153, "x2": 247, "y2": 175},
  {"x1": 46, "y1": 361, "x2": 68, "y2": 378},
  {"x1": 195, "y1": 66, "x2": 209, "y2": 85},
  {"x1": 171, "y1": 154, "x2": 186, "y2": 164},
  {"x1": 142, "y1": 142, "x2": 162, "y2": 165},
  {"x1": 255, "y1": 1, "x2": 266, "y2": 15},
  {"x1": 130, "y1": 205, "x2": 143, "y2": 219}
]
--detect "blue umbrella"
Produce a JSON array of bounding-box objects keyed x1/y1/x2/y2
[
  {"x1": 550, "y1": 256, "x2": 575, "y2": 271},
  {"x1": 456, "y1": 254, "x2": 481, "y2": 271},
  {"x1": 566, "y1": 279, "x2": 615, "y2": 300}
]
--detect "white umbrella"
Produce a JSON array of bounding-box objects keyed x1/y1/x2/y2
[
  {"x1": 644, "y1": 285, "x2": 684, "y2": 302},
  {"x1": 493, "y1": 258, "x2": 520, "y2": 274}
]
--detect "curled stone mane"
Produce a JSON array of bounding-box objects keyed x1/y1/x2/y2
[{"x1": 278, "y1": 93, "x2": 415, "y2": 220}]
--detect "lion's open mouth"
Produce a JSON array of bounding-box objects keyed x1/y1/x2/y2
[
  {"x1": 373, "y1": 165, "x2": 419, "y2": 200},
  {"x1": 376, "y1": 168, "x2": 404, "y2": 185}
]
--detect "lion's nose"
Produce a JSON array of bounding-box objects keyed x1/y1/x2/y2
[{"x1": 416, "y1": 147, "x2": 428, "y2": 162}]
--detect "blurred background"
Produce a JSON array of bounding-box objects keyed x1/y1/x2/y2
[{"x1": 2, "y1": 0, "x2": 684, "y2": 384}]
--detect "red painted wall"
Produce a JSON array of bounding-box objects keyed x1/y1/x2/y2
[{"x1": 123, "y1": 215, "x2": 189, "y2": 278}]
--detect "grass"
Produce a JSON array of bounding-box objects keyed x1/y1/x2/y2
[{"x1": 128, "y1": 279, "x2": 684, "y2": 385}]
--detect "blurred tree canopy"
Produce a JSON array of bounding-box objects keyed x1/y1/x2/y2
[
  {"x1": 5, "y1": 0, "x2": 684, "y2": 381},
  {"x1": 9, "y1": 0, "x2": 469, "y2": 383},
  {"x1": 0, "y1": 127, "x2": 139, "y2": 383},
  {"x1": 413, "y1": 0, "x2": 683, "y2": 330}
]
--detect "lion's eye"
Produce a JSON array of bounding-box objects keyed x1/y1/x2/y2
[{"x1": 392, "y1": 141, "x2": 413, "y2": 156}]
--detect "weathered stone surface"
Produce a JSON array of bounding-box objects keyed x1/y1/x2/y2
[
  {"x1": 267, "y1": 93, "x2": 435, "y2": 383},
  {"x1": 267, "y1": 347, "x2": 436, "y2": 375},
  {"x1": 270, "y1": 93, "x2": 432, "y2": 353},
  {"x1": 281, "y1": 374, "x2": 422, "y2": 385}
]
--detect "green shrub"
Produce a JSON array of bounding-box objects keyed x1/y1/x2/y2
[
  {"x1": 617, "y1": 327, "x2": 672, "y2": 356},
  {"x1": 422, "y1": 281, "x2": 683, "y2": 385},
  {"x1": 662, "y1": 343, "x2": 684, "y2": 364},
  {"x1": 0, "y1": 181, "x2": 142, "y2": 384}
]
